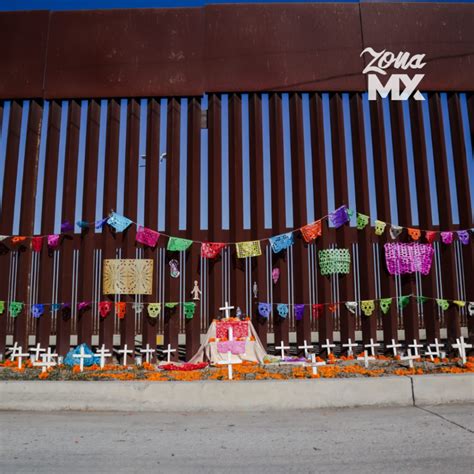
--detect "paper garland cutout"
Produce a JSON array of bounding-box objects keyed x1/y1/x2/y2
[
  {"x1": 425, "y1": 231, "x2": 437, "y2": 244},
  {"x1": 468, "y1": 302, "x2": 474, "y2": 317},
  {"x1": 416, "y1": 296, "x2": 428, "y2": 305},
  {"x1": 329, "y1": 205, "x2": 349, "y2": 228},
  {"x1": 356, "y1": 213, "x2": 369, "y2": 230},
  {"x1": 236, "y1": 240, "x2": 262, "y2": 259},
  {"x1": 312, "y1": 304, "x2": 323, "y2": 318},
  {"x1": 318, "y1": 248, "x2": 351, "y2": 275},
  {"x1": 440, "y1": 231, "x2": 453, "y2": 244},
  {"x1": 379, "y1": 298, "x2": 392, "y2": 314},
  {"x1": 136, "y1": 226, "x2": 160, "y2": 248},
  {"x1": 147, "y1": 303, "x2": 161, "y2": 318},
  {"x1": 374, "y1": 220, "x2": 386, "y2": 236},
  {"x1": 301, "y1": 220, "x2": 322, "y2": 242},
  {"x1": 269, "y1": 232, "x2": 294, "y2": 253},
  {"x1": 165, "y1": 303, "x2": 179, "y2": 309},
  {"x1": 345, "y1": 302, "x2": 358, "y2": 314},
  {"x1": 107, "y1": 212, "x2": 133, "y2": 232},
  {"x1": 457, "y1": 230, "x2": 470, "y2": 245},
  {"x1": 201, "y1": 242, "x2": 226, "y2": 259},
  {"x1": 61, "y1": 221, "x2": 74, "y2": 233},
  {"x1": 360, "y1": 300, "x2": 375, "y2": 316},
  {"x1": 276, "y1": 304, "x2": 289, "y2": 318},
  {"x1": 10, "y1": 301, "x2": 24, "y2": 318},
  {"x1": 31, "y1": 236, "x2": 43, "y2": 252},
  {"x1": 436, "y1": 299, "x2": 450, "y2": 311},
  {"x1": 0, "y1": 301, "x2": 4, "y2": 315},
  {"x1": 294, "y1": 304, "x2": 305, "y2": 321},
  {"x1": 398, "y1": 295, "x2": 411, "y2": 310},
  {"x1": 167, "y1": 237, "x2": 193, "y2": 252},
  {"x1": 99, "y1": 301, "x2": 113, "y2": 318},
  {"x1": 258, "y1": 303, "x2": 271, "y2": 318},
  {"x1": 384, "y1": 243, "x2": 434, "y2": 276},
  {"x1": 390, "y1": 225, "x2": 403, "y2": 240},
  {"x1": 183, "y1": 302, "x2": 196, "y2": 319},
  {"x1": 47, "y1": 235, "x2": 61, "y2": 249},
  {"x1": 32, "y1": 304, "x2": 45, "y2": 318},
  {"x1": 115, "y1": 302, "x2": 127, "y2": 319},
  {"x1": 408, "y1": 228, "x2": 421, "y2": 241}
]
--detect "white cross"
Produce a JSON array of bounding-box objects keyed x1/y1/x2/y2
[
  {"x1": 275, "y1": 340, "x2": 290, "y2": 359},
  {"x1": 30, "y1": 343, "x2": 46, "y2": 362},
  {"x1": 452, "y1": 337, "x2": 472, "y2": 365},
  {"x1": 118, "y1": 344, "x2": 133, "y2": 366},
  {"x1": 342, "y1": 338, "x2": 358, "y2": 356},
  {"x1": 364, "y1": 338, "x2": 380, "y2": 357},
  {"x1": 217, "y1": 351, "x2": 240, "y2": 380},
  {"x1": 219, "y1": 301, "x2": 234, "y2": 319},
  {"x1": 10, "y1": 345, "x2": 29, "y2": 369},
  {"x1": 163, "y1": 344, "x2": 176, "y2": 363},
  {"x1": 308, "y1": 353, "x2": 326, "y2": 376},
  {"x1": 408, "y1": 339, "x2": 424, "y2": 358},
  {"x1": 386, "y1": 339, "x2": 403, "y2": 357},
  {"x1": 8, "y1": 342, "x2": 20, "y2": 361},
  {"x1": 427, "y1": 338, "x2": 444, "y2": 359},
  {"x1": 298, "y1": 340, "x2": 314, "y2": 359},
  {"x1": 139, "y1": 344, "x2": 155, "y2": 364},
  {"x1": 425, "y1": 346, "x2": 437, "y2": 361},
  {"x1": 94, "y1": 344, "x2": 112, "y2": 369},
  {"x1": 321, "y1": 339, "x2": 336, "y2": 356},
  {"x1": 72, "y1": 346, "x2": 93, "y2": 372},
  {"x1": 401, "y1": 348, "x2": 420, "y2": 369},
  {"x1": 357, "y1": 350, "x2": 375, "y2": 368},
  {"x1": 34, "y1": 349, "x2": 57, "y2": 373}
]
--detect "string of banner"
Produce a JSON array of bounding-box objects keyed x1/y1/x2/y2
[{"x1": 0, "y1": 205, "x2": 472, "y2": 257}]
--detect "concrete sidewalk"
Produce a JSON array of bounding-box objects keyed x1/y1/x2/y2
[{"x1": 0, "y1": 374, "x2": 472, "y2": 411}]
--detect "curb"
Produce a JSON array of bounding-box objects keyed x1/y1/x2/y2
[{"x1": 0, "y1": 374, "x2": 472, "y2": 412}]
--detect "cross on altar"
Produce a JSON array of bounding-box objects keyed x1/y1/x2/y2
[
  {"x1": 401, "y1": 348, "x2": 420, "y2": 368},
  {"x1": 386, "y1": 339, "x2": 402, "y2": 357},
  {"x1": 321, "y1": 339, "x2": 336, "y2": 355},
  {"x1": 308, "y1": 353, "x2": 326, "y2": 375},
  {"x1": 30, "y1": 343, "x2": 45, "y2": 362},
  {"x1": 425, "y1": 346, "x2": 437, "y2": 361},
  {"x1": 72, "y1": 346, "x2": 93, "y2": 372},
  {"x1": 219, "y1": 302, "x2": 234, "y2": 319},
  {"x1": 140, "y1": 344, "x2": 155, "y2": 364},
  {"x1": 8, "y1": 342, "x2": 19, "y2": 361},
  {"x1": 452, "y1": 337, "x2": 472, "y2": 365},
  {"x1": 342, "y1": 338, "x2": 358, "y2": 356},
  {"x1": 34, "y1": 349, "x2": 58, "y2": 373},
  {"x1": 217, "y1": 351, "x2": 240, "y2": 380},
  {"x1": 118, "y1": 344, "x2": 133, "y2": 366},
  {"x1": 163, "y1": 344, "x2": 176, "y2": 363},
  {"x1": 10, "y1": 345, "x2": 29, "y2": 369},
  {"x1": 408, "y1": 339, "x2": 424, "y2": 357},
  {"x1": 364, "y1": 338, "x2": 380, "y2": 357},
  {"x1": 275, "y1": 341, "x2": 290, "y2": 359},
  {"x1": 427, "y1": 339, "x2": 444, "y2": 359},
  {"x1": 357, "y1": 350, "x2": 375, "y2": 368},
  {"x1": 298, "y1": 340, "x2": 314, "y2": 359},
  {"x1": 94, "y1": 345, "x2": 112, "y2": 369}
]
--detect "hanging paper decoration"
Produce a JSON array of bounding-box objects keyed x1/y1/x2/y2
[
  {"x1": 276, "y1": 304, "x2": 289, "y2": 318},
  {"x1": 0, "y1": 236, "x2": 8, "y2": 242},
  {"x1": 416, "y1": 296, "x2": 428, "y2": 305},
  {"x1": 398, "y1": 295, "x2": 411, "y2": 310},
  {"x1": 457, "y1": 230, "x2": 470, "y2": 245},
  {"x1": 98, "y1": 301, "x2": 113, "y2": 318},
  {"x1": 32, "y1": 304, "x2": 45, "y2": 319},
  {"x1": 136, "y1": 226, "x2": 160, "y2": 248},
  {"x1": 31, "y1": 236, "x2": 43, "y2": 252},
  {"x1": 345, "y1": 302, "x2": 358, "y2": 314},
  {"x1": 51, "y1": 303, "x2": 62, "y2": 312},
  {"x1": 374, "y1": 220, "x2": 386, "y2": 236},
  {"x1": 169, "y1": 259, "x2": 180, "y2": 278},
  {"x1": 384, "y1": 243, "x2": 434, "y2": 276},
  {"x1": 424, "y1": 231, "x2": 437, "y2": 244},
  {"x1": 300, "y1": 220, "x2": 322, "y2": 242},
  {"x1": 258, "y1": 303, "x2": 271, "y2": 319},
  {"x1": 147, "y1": 303, "x2": 161, "y2": 318},
  {"x1": 78, "y1": 301, "x2": 91, "y2": 311},
  {"x1": 167, "y1": 237, "x2": 193, "y2": 252},
  {"x1": 61, "y1": 221, "x2": 74, "y2": 233},
  {"x1": 76, "y1": 220, "x2": 90, "y2": 229},
  {"x1": 440, "y1": 231, "x2": 453, "y2": 244},
  {"x1": 115, "y1": 302, "x2": 127, "y2": 319},
  {"x1": 356, "y1": 213, "x2": 370, "y2": 230},
  {"x1": 165, "y1": 302, "x2": 179, "y2": 309},
  {"x1": 312, "y1": 304, "x2": 323, "y2": 318},
  {"x1": 329, "y1": 205, "x2": 349, "y2": 228},
  {"x1": 47, "y1": 234, "x2": 61, "y2": 249},
  {"x1": 107, "y1": 212, "x2": 133, "y2": 232},
  {"x1": 12, "y1": 236, "x2": 27, "y2": 245},
  {"x1": 62, "y1": 303, "x2": 72, "y2": 311},
  {"x1": 294, "y1": 304, "x2": 305, "y2": 321},
  {"x1": 132, "y1": 302, "x2": 144, "y2": 313},
  {"x1": 379, "y1": 298, "x2": 392, "y2": 314},
  {"x1": 407, "y1": 228, "x2": 421, "y2": 241},
  {"x1": 269, "y1": 232, "x2": 294, "y2": 253},
  {"x1": 235, "y1": 240, "x2": 262, "y2": 259},
  {"x1": 183, "y1": 302, "x2": 196, "y2": 319},
  {"x1": 360, "y1": 300, "x2": 375, "y2": 316},
  {"x1": 436, "y1": 299, "x2": 449, "y2": 311},
  {"x1": 95, "y1": 217, "x2": 109, "y2": 229},
  {"x1": 318, "y1": 248, "x2": 351, "y2": 275},
  {"x1": 9, "y1": 301, "x2": 23, "y2": 318},
  {"x1": 328, "y1": 303, "x2": 338, "y2": 313},
  {"x1": 390, "y1": 225, "x2": 403, "y2": 240},
  {"x1": 201, "y1": 242, "x2": 226, "y2": 259},
  {"x1": 0, "y1": 301, "x2": 4, "y2": 314},
  {"x1": 468, "y1": 302, "x2": 474, "y2": 317},
  {"x1": 452, "y1": 300, "x2": 465, "y2": 308},
  {"x1": 272, "y1": 268, "x2": 280, "y2": 284}
]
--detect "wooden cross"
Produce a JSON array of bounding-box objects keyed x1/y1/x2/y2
[
  {"x1": 342, "y1": 338, "x2": 358, "y2": 356},
  {"x1": 140, "y1": 344, "x2": 155, "y2": 364},
  {"x1": 275, "y1": 340, "x2": 290, "y2": 359},
  {"x1": 94, "y1": 345, "x2": 112, "y2": 369},
  {"x1": 452, "y1": 337, "x2": 472, "y2": 365},
  {"x1": 425, "y1": 346, "x2": 437, "y2": 361},
  {"x1": 34, "y1": 349, "x2": 58, "y2": 373},
  {"x1": 118, "y1": 344, "x2": 133, "y2": 366},
  {"x1": 8, "y1": 342, "x2": 19, "y2": 361},
  {"x1": 321, "y1": 339, "x2": 336, "y2": 356},
  {"x1": 30, "y1": 343, "x2": 46, "y2": 362},
  {"x1": 72, "y1": 346, "x2": 93, "y2": 372},
  {"x1": 428, "y1": 338, "x2": 444, "y2": 358},
  {"x1": 163, "y1": 344, "x2": 176, "y2": 363},
  {"x1": 217, "y1": 351, "x2": 239, "y2": 380},
  {"x1": 298, "y1": 340, "x2": 314, "y2": 359},
  {"x1": 364, "y1": 338, "x2": 380, "y2": 357},
  {"x1": 386, "y1": 339, "x2": 402, "y2": 357},
  {"x1": 357, "y1": 350, "x2": 375, "y2": 368},
  {"x1": 219, "y1": 301, "x2": 234, "y2": 319},
  {"x1": 308, "y1": 353, "x2": 326, "y2": 375},
  {"x1": 408, "y1": 339, "x2": 424, "y2": 357},
  {"x1": 401, "y1": 348, "x2": 420, "y2": 368},
  {"x1": 10, "y1": 345, "x2": 29, "y2": 369}
]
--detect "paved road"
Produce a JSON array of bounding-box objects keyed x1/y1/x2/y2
[{"x1": 1, "y1": 404, "x2": 473, "y2": 473}]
